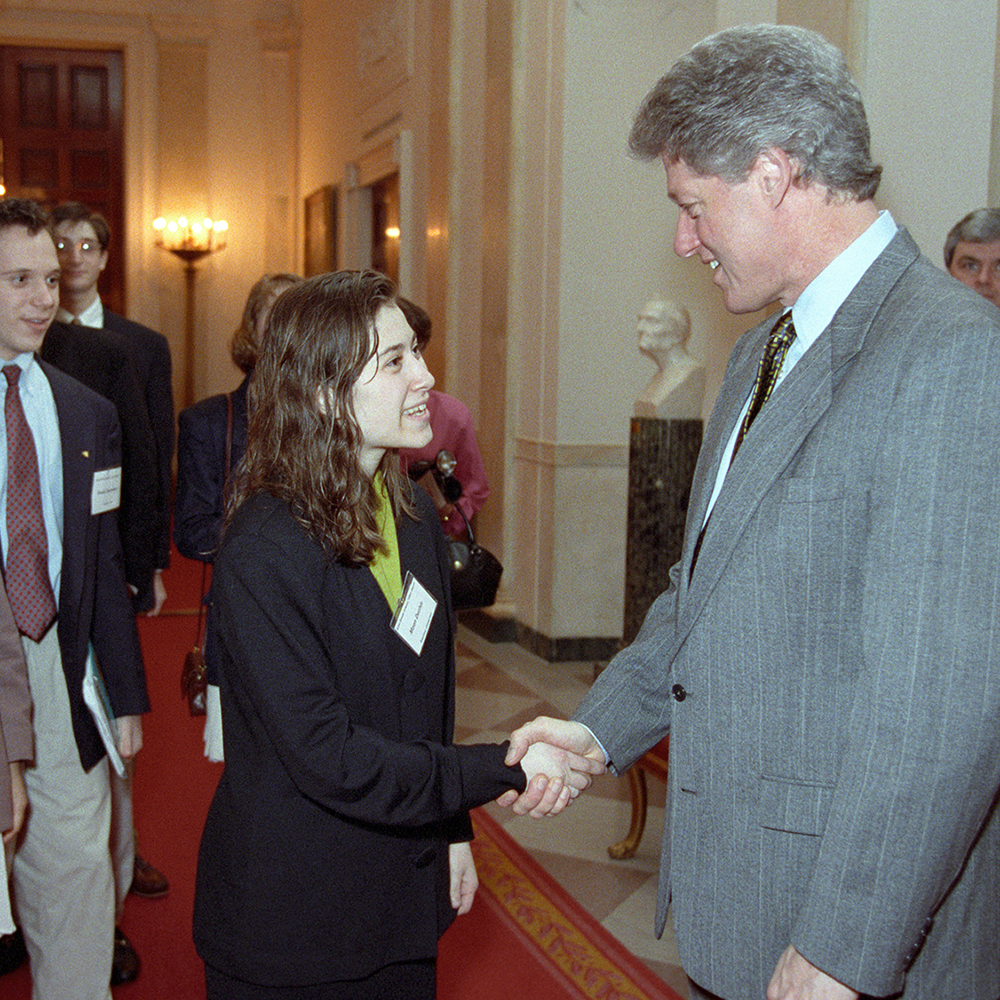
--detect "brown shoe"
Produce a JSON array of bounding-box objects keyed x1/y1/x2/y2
[
  {"x1": 111, "y1": 927, "x2": 139, "y2": 986},
  {"x1": 129, "y1": 854, "x2": 169, "y2": 897}
]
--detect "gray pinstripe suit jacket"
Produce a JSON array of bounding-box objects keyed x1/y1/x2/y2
[{"x1": 576, "y1": 229, "x2": 1000, "y2": 1000}]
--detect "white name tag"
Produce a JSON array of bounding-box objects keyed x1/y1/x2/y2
[
  {"x1": 91, "y1": 466, "x2": 122, "y2": 515},
  {"x1": 390, "y1": 571, "x2": 437, "y2": 655}
]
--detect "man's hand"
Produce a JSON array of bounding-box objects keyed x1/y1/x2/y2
[
  {"x1": 146, "y1": 570, "x2": 167, "y2": 616},
  {"x1": 767, "y1": 946, "x2": 859, "y2": 1000},
  {"x1": 449, "y1": 842, "x2": 478, "y2": 915},
  {"x1": 497, "y1": 717, "x2": 606, "y2": 816},
  {"x1": 117, "y1": 715, "x2": 143, "y2": 759},
  {"x1": 505, "y1": 716, "x2": 605, "y2": 767},
  {"x1": 2, "y1": 761, "x2": 28, "y2": 846}
]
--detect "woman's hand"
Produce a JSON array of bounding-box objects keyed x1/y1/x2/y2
[
  {"x1": 512, "y1": 741, "x2": 604, "y2": 818},
  {"x1": 449, "y1": 842, "x2": 478, "y2": 915}
]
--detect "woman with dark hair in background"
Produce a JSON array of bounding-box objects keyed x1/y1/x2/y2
[
  {"x1": 174, "y1": 273, "x2": 303, "y2": 562},
  {"x1": 192, "y1": 270, "x2": 599, "y2": 999},
  {"x1": 174, "y1": 274, "x2": 302, "y2": 757}
]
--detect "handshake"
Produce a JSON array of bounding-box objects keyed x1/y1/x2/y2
[{"x1": 497, "y1": 717, "x2": 606, "y2": 818}]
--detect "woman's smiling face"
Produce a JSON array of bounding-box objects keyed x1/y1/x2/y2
[{"x1": 352, "y1": 302, "x2": 435, "y2": 476}]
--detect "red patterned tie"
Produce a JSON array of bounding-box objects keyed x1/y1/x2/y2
[{"x1": 4, "y1": 364, "x2": 57, "y2": 640}]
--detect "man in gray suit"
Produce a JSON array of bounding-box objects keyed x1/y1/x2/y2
[{"x1": 502, "y1": 24, "x2": 1000, "y2": 1000}]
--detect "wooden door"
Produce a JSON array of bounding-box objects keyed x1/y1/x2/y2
[{"x1": 1, "y1": 46, "x2": 125, "y2": 315}]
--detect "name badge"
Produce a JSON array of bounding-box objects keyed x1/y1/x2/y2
[
  {"x1": 91, "y1": 466, "x2": 122, "y2": 515},
  {"x1": 390, "y1": 571, "x2": 437, "y2": 655}
]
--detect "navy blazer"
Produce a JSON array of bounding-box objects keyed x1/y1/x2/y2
[
  {"x1": 103, "y1": 310, "x2": 174, "y2": 571},
  {"x1": 29, "y1": 362, "x2": 147, "y2": 771},
  {"x1": 40, "y1": 321, "x2": 158, "y2": 610},
  {"x1": 193, "y1": 488, "x2": 523, "y2": 986},
  {"x1": 174, "y1": 377, "x2": 248, "y2": 562}
]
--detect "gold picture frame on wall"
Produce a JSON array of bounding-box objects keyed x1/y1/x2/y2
[{"x1": 304, "y1": 185, "x2": 337, "y2": 276}]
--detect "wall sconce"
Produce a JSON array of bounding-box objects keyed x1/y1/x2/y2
[{"x1": 154, "y1": 215, "x2": 229, "y2": 406}]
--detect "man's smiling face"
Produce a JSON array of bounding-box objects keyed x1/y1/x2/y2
[{"x1": 0, "y1": 225, "x2": 60, "y2": 360}]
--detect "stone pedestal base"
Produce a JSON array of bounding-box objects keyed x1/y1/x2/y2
[{"x1": 622, "y1": 417, "x2": 702, "y2": 645}]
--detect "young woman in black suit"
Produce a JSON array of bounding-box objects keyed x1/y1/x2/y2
[{"x1": 193, "y1": 270, "x2": 598, "y2": 1000}]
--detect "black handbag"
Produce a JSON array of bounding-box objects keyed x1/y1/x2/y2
[{"x1": 448, "y1": 506, "x2": 503, "y2": 610}]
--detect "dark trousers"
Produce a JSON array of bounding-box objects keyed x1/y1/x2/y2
[{"x1": 205, "y1": 959, "x2": 436, "y2": 1000}]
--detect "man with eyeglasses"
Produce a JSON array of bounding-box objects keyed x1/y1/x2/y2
[{"x1": 50, "y1": 202, "x2": 174, "y2": 617}]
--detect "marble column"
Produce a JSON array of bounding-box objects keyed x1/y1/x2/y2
[{"x1": 622, "y1": 417, "x2": 702, "y2": 645}]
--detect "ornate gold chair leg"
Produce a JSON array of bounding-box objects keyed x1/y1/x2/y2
[{"x1": 607, "y1": 766, "x2": 648, "y2": 859}]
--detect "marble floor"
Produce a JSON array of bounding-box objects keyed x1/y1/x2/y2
[{"x1": 453, "y1": 625, "x2": 690, "y2": 1000}]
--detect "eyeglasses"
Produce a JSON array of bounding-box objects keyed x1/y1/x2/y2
[{"x1": 54, "y1": 239, "x2": 102, "y2": 255}]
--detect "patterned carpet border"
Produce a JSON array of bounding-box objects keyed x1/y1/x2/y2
[{"x1": 471, "y1": 810, "x2": 684, "y2": 1000}]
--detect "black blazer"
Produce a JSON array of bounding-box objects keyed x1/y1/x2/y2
[
  {"x1": 40, "y1": 320, "x2": 158, "y2": 609},
  {"x1": 193, "y1": 488, "x2": 524, "y2": 986},
  {"x1": 38, "y1": 362, "x2": 147, "y2": 770},
  {"x1": 103, "y1": 310, "x2": 174, "y2": 571},
  {"x1": 174, "y1": 377, "x2": 248, "y2": 562}
]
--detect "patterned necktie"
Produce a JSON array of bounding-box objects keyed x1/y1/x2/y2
[
  {"x1": 4, "y1": 364, "x2": 57, "y2": 640},
  {"x1": 730, "y1": 310, "x2": 797, "y2": 461},
  {"x1": 690, "y1": 311, "x2": 797, "y2": 577}
]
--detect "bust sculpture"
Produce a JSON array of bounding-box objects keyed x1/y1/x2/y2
[{"x1": 634, "y1": 298, "x2": 705, "y2": 419}]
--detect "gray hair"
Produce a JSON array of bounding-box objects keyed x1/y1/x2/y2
[
  {"x1": 944, "y1": 209, "x2": 1000, "y2": 267},
  {"x1": 629, "y1": 24, "x2": 881, "y2": 201}
]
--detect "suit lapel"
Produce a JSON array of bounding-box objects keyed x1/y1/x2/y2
[
  {"x1": 40, "y1": 362, "x2": 91, "y2": 618},
  {"x1": 680, "y1": 318, "x2": 771, "y2": 572},
  {"x1": 676, "y1": 228, "x2": 920, "y2": 641},
  {"x1": 682, "y1": 337, "x2": 834, "y2": 626}
]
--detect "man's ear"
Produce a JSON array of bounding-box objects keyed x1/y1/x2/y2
[{"x1": 754, "y1": 148, "x2": 796, "y2": 207}]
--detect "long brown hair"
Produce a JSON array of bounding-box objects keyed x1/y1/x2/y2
[{"x1": 229, "y1": 270, "x2": 416, "y2": 563}]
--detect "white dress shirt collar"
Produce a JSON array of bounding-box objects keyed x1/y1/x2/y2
[
  {"x1": 56, "y1": 295, "x2": 104, "y2": 329},
  {"x1": 784, "y1": 210, "x2": 898, "y2": 368}
]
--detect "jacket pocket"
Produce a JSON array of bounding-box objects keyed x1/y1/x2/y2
[
  {"x1": 772, "y1": 473, "x2": 869, "y2": 505},
  {"x1": 758, "y1": 774, "x2": 835, "y2": 835}
]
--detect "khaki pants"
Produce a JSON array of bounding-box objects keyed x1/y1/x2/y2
[{"x1": 12, "y1": 627, "x2": 114, "y2": 1000}]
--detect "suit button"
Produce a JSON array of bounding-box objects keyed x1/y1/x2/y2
[{"x1": 672, "y1": 684, "x2": 687, "y2": 702}]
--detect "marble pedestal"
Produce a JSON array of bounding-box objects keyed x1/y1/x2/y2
[{"x1": 622, "y1": 417, "x2": 702, "y2": 645}]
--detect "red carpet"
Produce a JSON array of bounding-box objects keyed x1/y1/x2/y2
[
  {"x1": 441, "y1": 811, "x2": 683, "y2": 1000},
  {"x1": 5, "y1": 551, "x2": 681, "y2": 1000}
]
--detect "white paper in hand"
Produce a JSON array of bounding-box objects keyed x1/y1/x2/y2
[{"x1": 82, "y1": 646, "x2": 125, "y2": 777}]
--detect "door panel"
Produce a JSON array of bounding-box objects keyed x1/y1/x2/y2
[{"x1": 1, "y1": 46, "x2": 125, "y2": 315}]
